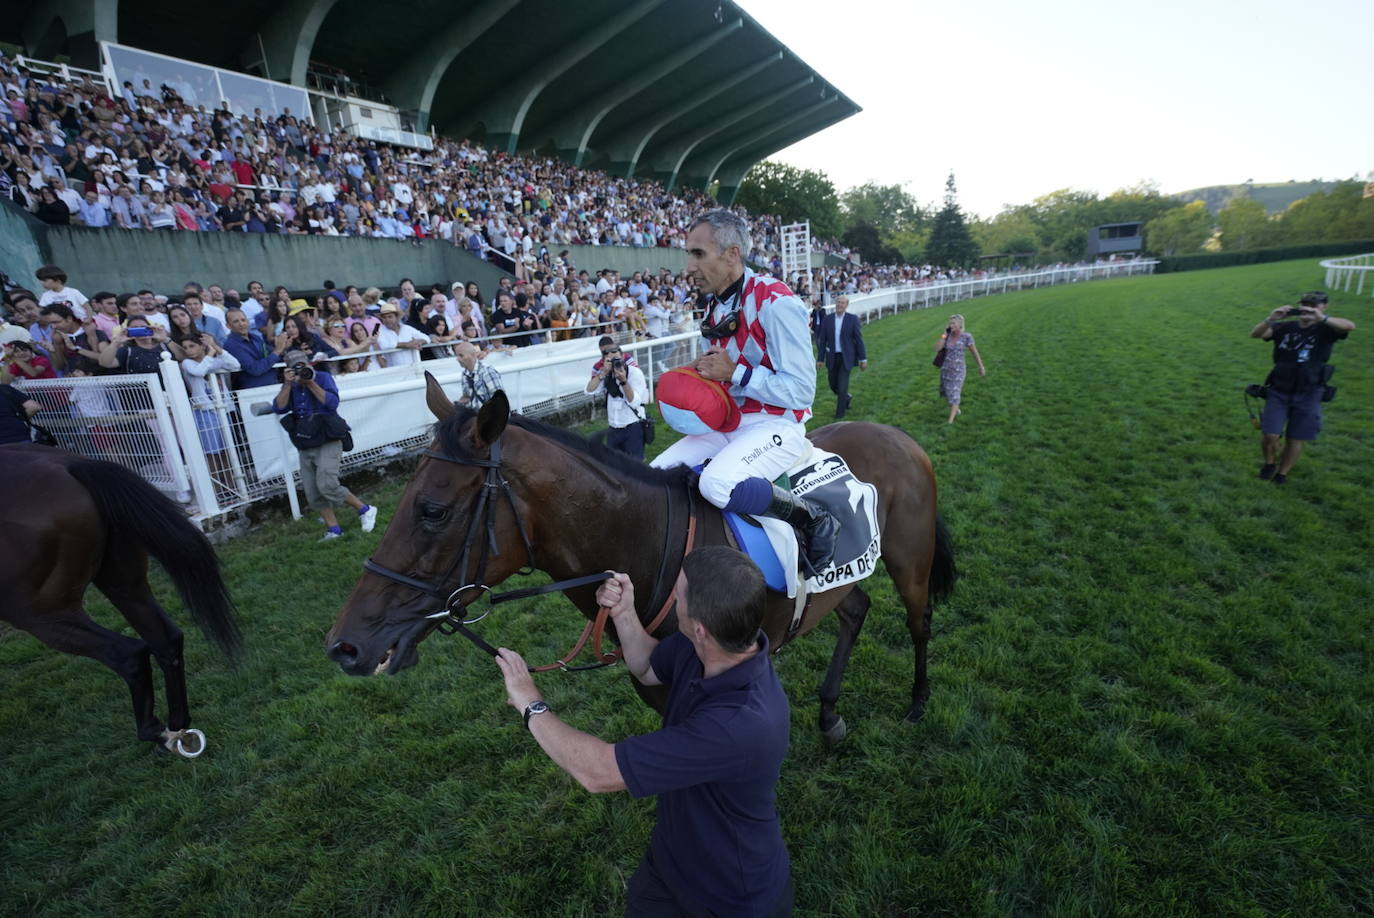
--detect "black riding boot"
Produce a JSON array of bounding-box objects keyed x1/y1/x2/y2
[{"x1": 763, "y1": 484, "x2": 838, "y2": 575}]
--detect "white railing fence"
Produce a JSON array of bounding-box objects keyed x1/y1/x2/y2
[
  {"x1": 1320, "y1": 253, "x2": 1374, "y2": 297},
  {"x1": 13, "y1": 258, "x2": 1155, "y2": 524}
]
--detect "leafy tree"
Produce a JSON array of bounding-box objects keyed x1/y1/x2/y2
[
  {"x1": 972, "y1": 208, "x2": 1040, "y2": 259},
  {"x1": 1277, "y1": 181, "x2": 1374, "y2": 244},
  {"x1": 841, "y1": 220, "x2": 901, "y2": 265},
  {"x1": 887, "y1": 227, "x2": 931, "y2": 264},
  {"x1": 734, "y1": 161, "x2": 843, "y2": 241},
  {"x1": 1144, "y1": 201, "x2": 1213, "y2": 256},
  {"x1": 925, "y1": 172, "x2": 980, "y2": 269},
  {"x1": 1217, "y1": 197, "x2": 1278, "y2": 251},
  {"x1": 840, "y1": 182, "x2": 925, "y2": 238}
]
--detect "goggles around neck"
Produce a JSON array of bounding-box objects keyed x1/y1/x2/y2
[{"x1": 699, "y1": 307, "x2": 740, "y2": 341}]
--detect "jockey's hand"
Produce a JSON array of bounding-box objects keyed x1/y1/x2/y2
[
  {"x1": 494, "y1": 647, "x2": 540, "y2": 712},
  {"x1": 596, "y1": 572, "x2": 636, "y2": 621},
  {"x1": 695, "y1": 346, "x2": 735, "y2": 382}
]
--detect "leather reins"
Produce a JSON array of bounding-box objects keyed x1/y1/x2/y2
[{"x1": 361, "y1": 437, "x2": 695, "y2": 672}]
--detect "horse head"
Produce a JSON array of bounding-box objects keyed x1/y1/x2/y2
[{"x1": 325, "y1": 373, "x2": 529, "y2": 677}]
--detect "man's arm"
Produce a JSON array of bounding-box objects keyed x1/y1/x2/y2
[
  {"x1": 596, "y1": 572, "x2": 661, "y2": 685},
  {"x1": 1323, "y1": 314, "x2": 1356, "y2": 333},
  {"x1": 851, "y1": 315, "x2": 867, "y2": 365},
  {"x1": 494, "y1": 648, "x2": 627, "y2": 793},
  {"x1": 1251, "y1": 307, "x2": 1290, "y2": 339},
  {"x1": 728, "y1": 294, "x2": 816, "y2": 409},
  {"x1": 224, "y1": 334, "x2": 279, "y2": 378}
]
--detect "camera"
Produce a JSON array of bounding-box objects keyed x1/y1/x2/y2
[
  {"x1": 290, "y1": 361, "x2": 315, "y2": 382},
  {"x1": 127, "y1": 326, "x2": 154, "y2": 338},
  {"x1": 609, "y1": 357, "x2": 623, "y2": 371},
  {"x1": 1284, "y1": 307, "x2": 1306, "y2": 317}
]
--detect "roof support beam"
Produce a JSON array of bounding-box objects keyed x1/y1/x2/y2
[
  {"x1": 681, "y1": 96, "x2": 840, "y2": 191},
  {"x1": 241, "y1": 0, "x2": 339, "y2": 87},
  {"x1": 713, "y1": 109, "x2": 855, "y2": 205},
  {"x1": 472, "y1": 0, "x2": 665, "y2": 154},
  {"x1": 381, "y1": 0, "x2": 521, "y2": 132},
  {"x1": 22, "y1": 0, "x2": 117, "y2": 71},
  {"x1": 547, "y1": 18, "x2": 743, "y2": 167},
  {"x1": 645, "y1": 76, "x2": 814, "y2": 191},
  {"x1": 599, "y1": 51, "x2": 783, "y2": 179}
]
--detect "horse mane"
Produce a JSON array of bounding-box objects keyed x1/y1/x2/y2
[{"x1": 434, "y1": 408, "x2": 695, "y2": 490}]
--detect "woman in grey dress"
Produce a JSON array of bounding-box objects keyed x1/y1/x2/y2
[{"x1": 935, "y1": 314, "x2": 986, "y2": 423}]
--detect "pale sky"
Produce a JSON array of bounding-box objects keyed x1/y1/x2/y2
[{"x1": 738, "y1": 0, "x2": 1374, "y2": 218}]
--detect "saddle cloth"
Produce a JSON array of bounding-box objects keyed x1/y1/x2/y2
[{"x1": 722, "y1": 447, "x2": 882, "y2": 615}]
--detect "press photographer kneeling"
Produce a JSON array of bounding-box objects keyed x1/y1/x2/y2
[
  {"x1": 1248, "y1": 291, "x2": 1356, "y2": 485},
  {"x1": 273, "y1": 348, "x2": 378, "y2": 539}
]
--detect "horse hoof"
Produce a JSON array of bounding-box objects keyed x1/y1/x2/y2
[
  {"x1": 174, "y1": 729, "x2": 207, "y2": 758},
  {"x1": 821, "y1": 716, "x2": 847, "y2": 745},
  {"x1": 904, "y1": 704, "x2": 926, "y2": 724}
]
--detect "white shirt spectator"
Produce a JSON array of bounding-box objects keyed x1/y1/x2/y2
[
  {"x1": 376, "y1": 323, "x2": 430, "y2": 368},
  {"x1": 40, "y1": 286, "x2": 89, "y2": 319},
  {"x1": 643, "y1": 302, "x2": 670, "y2": 338},
  {"x1": 181, "y1": 350, "x2": 241, "y2": 407}
]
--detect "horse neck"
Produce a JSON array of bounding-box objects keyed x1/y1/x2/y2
[{"x1": 504, "y1": 428, "x2": 673, "y2": 590}]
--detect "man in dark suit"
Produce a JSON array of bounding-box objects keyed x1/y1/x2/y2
[{"x1": 817, "y1": 295, "x2": 867, "y2": 418}]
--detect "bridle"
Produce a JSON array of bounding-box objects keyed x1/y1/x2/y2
[{"x1": 361, "y1": 434, "x2": 693, "y2": 672}]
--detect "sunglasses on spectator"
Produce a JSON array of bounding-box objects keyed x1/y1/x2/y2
[{"x1": 601, "y1": 349, "x2": 619, "y2": 356}]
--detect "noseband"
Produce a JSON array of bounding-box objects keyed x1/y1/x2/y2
[{"x1": 361, "y1": 437, "x2": 619, "y2": 671}]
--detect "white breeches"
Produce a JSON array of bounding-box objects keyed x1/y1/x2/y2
[{"x1": 650, "y1": 412, "x2": 810, "y2": 508}]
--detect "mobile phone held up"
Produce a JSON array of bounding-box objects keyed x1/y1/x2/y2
[{"x1": 128, "y1": 326, "x2": 154, "y2": 338}]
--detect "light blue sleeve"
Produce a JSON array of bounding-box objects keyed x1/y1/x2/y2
[{"x1": 730, "y1": 293, "x2": 816, "y2": 411}]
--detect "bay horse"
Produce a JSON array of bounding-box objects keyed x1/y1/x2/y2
[
  {"x1": 327, "y1": 377, "x2": 955, "y2": 740},
  {"x1": 0, "y1": 444, "x2": 242, "y2": 756}
]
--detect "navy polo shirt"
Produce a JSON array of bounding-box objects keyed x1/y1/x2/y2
[{"x1": 614, "y1": 632, "x2": 790, "y2": 918}]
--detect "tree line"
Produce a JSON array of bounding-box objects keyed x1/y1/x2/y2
[{"x1": 733, "y1": 161, "x2": 1374, "y2": 268}]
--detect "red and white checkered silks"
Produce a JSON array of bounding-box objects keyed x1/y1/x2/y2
[{"x1": 711, "y1": 269, "x2": 813, "y2": 425}]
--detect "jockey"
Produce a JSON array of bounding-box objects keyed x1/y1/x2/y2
[{"x1": 652, "y1": 210, "x2": 837, "y2": 573}]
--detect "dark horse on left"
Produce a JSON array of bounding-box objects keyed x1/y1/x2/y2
[
  {"x1": 0, "y1": 444, "x2": 242, "y2": 756},
  {"x1": 327, "y1": 377, "x2": 956, "y2": 741}
]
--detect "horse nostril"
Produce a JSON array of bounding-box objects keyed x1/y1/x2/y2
[{"x1": 329, "y1": 641, "x2": 358, "y2": 664}]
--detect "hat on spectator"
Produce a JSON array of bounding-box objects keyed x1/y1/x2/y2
[
  {"x1": 379, "y1": 303, "x2": 400, "y2": 315},
  {"x1": 287, "y1": 299, "x2": 314, "y2": 316},
  {"x1": 282, "y1": 349, "x2": 308, "y2": 366},
  {"x1": 450, "y1": 282, "x2": 464, "y2": 291}
]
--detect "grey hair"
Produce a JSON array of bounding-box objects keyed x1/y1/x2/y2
[{"x1": 689, "y1": 209, "x2": 752, "y2": 258}]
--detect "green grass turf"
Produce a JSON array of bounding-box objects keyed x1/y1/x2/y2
[{"x1": 2, "y1": 259, "x2": 1371, "y2": 916}]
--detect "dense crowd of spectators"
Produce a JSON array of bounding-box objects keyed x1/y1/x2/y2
[{"x1": 0, "y1": 51, "x2": 849, "y2": 268}]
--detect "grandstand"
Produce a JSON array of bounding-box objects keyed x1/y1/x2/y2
[{"x1": 4, "y1": 0, "x2": 860, "y2": 200}]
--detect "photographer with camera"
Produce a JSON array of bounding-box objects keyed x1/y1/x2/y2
[
  {"x1": 272, "y1": 348, "x2": 377, "y2": 540},
  {"x1": 585, "y1": 339, "x2": 649, "y2": 460},
  {"x1": 1249, "y1": 291, "x2": 1355, "y2": 484}
]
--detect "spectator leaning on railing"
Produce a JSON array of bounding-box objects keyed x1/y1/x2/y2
[{"x1": 222, "y1": 306, "x2": 283, "y2": 389}]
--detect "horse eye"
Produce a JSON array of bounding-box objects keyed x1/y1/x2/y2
[{"x1": 420, "y1": 504, "x2": 448, "y2": 523}]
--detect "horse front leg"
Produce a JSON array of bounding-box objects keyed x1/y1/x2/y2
[{"x1": 817, "y1": 587, "x2": 869, "y2": 745}]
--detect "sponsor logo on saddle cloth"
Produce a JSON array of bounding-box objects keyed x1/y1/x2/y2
[{"x1": 730, "y1": 449, "x2": 880, "y2": 623}]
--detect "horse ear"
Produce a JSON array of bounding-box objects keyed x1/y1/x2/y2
[
  {"x1": 424, "y1": 371, "x2": 455, "y2": 422},
  {"x1": 474, "y1": 389, "x2": 510, "y2": 447}
]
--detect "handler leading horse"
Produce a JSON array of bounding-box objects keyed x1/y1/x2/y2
[
  {"x1": 327, "y1": 380, "x2": 954, "y2": 741},
  {"x1": 0, "y1": 444, "x2": 242, "y2": 755}
]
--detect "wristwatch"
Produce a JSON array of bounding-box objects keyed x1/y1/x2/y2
[{"x1": 523, "y1": 700, "x2": 550, "y2": 728}]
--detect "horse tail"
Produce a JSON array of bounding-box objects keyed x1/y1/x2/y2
[
  {"x1": 66, "y1": 458, "x2": 243, "y2": 662},
  {"x1": 928, "y1": 513, "x2": 957, "y2": 605}
]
